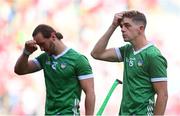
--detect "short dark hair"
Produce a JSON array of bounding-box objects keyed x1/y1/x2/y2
[
  {"x1": 32, "y1": 24, "x2": 63, "y2": 40},
  {"x1": 123, "y1": 10, "x2": 147, "y2": 28}
]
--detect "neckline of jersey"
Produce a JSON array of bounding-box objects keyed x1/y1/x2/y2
[
  {"x1": 133, "y1": 43, "x2": 153, "y2": 55},
  {"x1": 52, "y1": 47, "x2": 70, "y2": 59}
]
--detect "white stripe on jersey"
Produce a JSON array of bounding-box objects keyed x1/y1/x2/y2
[
  {"x1": 115, "y1": 48, "x2": 123, "y2": 62},
  {"x1": 151, "y1": 77, "x2": 167, "y2": 82},
  {"x1": 72, "y1": 98, "x2": 80, "y2": 116},
  {"x1": 78, "y1": 74, "x2": 94, "y2": 80},
  {"x1": 32, "y1": 59, "x2": 42, "y2": 70}
]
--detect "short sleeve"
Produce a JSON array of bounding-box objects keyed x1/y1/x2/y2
[
  {"x1": 75, "y1": 55, "x2": 93, "y2": 80},
  {"x1": 119, "y1": 44, "x2": 131, "y2": 61},
  {"x1": 115, "y1": 48, "x2": 122, "y2": 62},
  {"x1": 149, "y1": 55, "x2": 167, "y2": 82},
  {"x1": 34, "y1": 53, "x2": 47, "y2": 69}
]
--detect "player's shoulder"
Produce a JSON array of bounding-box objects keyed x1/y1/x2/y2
[
  {"x1": 146, "y1": 44, "x2": 162, "y2": 57},
  {"x1": 67, "y1": 48, "x2": 87, "y2": 59},
  {"x1": 123, "y1": 43, "x2": 132, "y2": 48},
  {"x1": 145, "y1": 44, "x2": 167, "y2": 63},
  {"x1": 36, "y1": 52, "x2": 48, "y2": 59},
  {"x1": 119, "y1": 43, "x2": 132, "y2": 51}
]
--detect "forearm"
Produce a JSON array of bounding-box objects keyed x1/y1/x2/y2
[
  {"x1": 91, "y1": 25, "x2": 117, "y2": 55},
  {"x1": 14, "y1": 53, "x2": 29, "y2": 75},
  {"x1": 85, "y1": 92, "x2": 95, "y2": 115},
  {"x1": 154, "y1": 94, "x2": 168, "y2": 115}
]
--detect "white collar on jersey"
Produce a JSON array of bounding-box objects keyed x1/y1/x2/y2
[
  {"x1": 133, "y1": 43, "x2": 153, "y2": 55},
  {"x1": 52, "y1": 47, "x2": 70, "y2": 59}
]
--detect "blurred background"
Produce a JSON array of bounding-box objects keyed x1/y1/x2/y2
[{"x1": 0, "y1": 0, "x2": 180, "y2": 115}]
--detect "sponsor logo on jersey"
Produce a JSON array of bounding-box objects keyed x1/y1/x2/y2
[
  {"x1": 45, "y1": 61, "x2": 51, "y2": 65},
  {"x1": 126, "y1": 57, "x2": 136, "y2": 67}
]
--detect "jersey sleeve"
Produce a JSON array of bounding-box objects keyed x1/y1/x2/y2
[
  {"x1": 75, "y1": 55, "x2": 93, "y2": 80},
  {"x1": 33, "y1": 53, "x2": 47, "y2": 69},
  {"x1": 149, "y1": 54, "x2": 167, "y2": 82},
  {"x1": 115, "y1": 48, "x2": 122, "y2": 62},
  {"x1": 119, "y1": 44, "x2": 131, "y2": 61}
]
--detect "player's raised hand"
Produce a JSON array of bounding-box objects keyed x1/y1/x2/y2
[
  {"x1": 24, "y1": 40, "x2": 38, "y2": 54},
  {"x1": 112, "y1": 12, "x2": 125, "y2": 28}
]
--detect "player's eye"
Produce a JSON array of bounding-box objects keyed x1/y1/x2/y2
[{"x1": 124, "y1": 24, "x2": 131, "y2": 28}]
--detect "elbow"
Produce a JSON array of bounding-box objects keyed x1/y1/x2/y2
[
  {"x1": 14, "y1": 67, "x2": 24, "y2": 75},
  {"x1": 162, "y1": 93, "x2": 168, "y2": 103},
  {"x1": 157, "y1": 91, "x2": 168, "y2": 102},
  {"x1": 90, "y1": 51, "x2": 95, "y2": 58},
  {"x1": 85, "y1": 88, "x2": 96, "y2": 99},
  {"x1": 14, "y1": 69, "x2": 21, "y2": 75},
  {"x1": 90, "y1": 51, "x2": 99, "y2": 60}
]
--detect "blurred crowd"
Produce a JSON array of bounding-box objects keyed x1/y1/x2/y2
[{"x1": 0, "y1": 0, "x2": 180, "y2": 115}]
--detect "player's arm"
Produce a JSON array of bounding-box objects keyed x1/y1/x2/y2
[
  {"x1": 80, "y1": 78, "x2": 95, "y2": 115},
  {"x1": 91, "y1": 12, "x2": 124, "y2": 62},
  {"x1": 149, "y1": 54, "x2": 168, "y2": 115},
  {"x1": 90, "y1": 26, "x2": 118, "y2": 62},
  {"x1": 14, "y1": 40, "x2": 40, "y2": 75},
  {"x1": 14, "y1": 54, "x2": 40, "y2": 75},
  {"x1": 76, "y1": 56, "x2": 95, "y2": 115},
  {"x1": 153, "y1": 81, "x2": 168, "y2": 115}
]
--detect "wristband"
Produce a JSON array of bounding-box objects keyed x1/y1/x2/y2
[{"x1": 23, "y1": 49, "x2": 31, "y2": 56}]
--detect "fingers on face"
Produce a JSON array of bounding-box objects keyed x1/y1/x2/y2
[
  {"x1": 26, "y1": 40, "x2": 37, "y2": 48},
  {"x1": 115, "y1": 13, "x2": 124, "y2": 24},
  {"x1": 30, "y1": 40, "x2": 38, "y2": 49}
]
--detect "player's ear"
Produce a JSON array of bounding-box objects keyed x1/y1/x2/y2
[
  {"x1": 139, "y1": 25, "x2": 145, "y2": 33},
  {"x1": 51, "y1": 32, "x2": 56, "y2": 40},
  {"x1": 137, "y1": 25, "x2": 144, "y2": 34},
  {"x1": 140, "y1": 25, "x2": 145, "y2": 31}
]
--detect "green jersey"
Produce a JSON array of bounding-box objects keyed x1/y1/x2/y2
[
  {"x1": 33, "y1": 48, "x2": 93, "y2": 115},
  {"x1": 115, "y1": 43, "x2": 167, "y2": 115}
]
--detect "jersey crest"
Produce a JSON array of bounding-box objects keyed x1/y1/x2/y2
[
  {"x1": 60, "y1": 62, "x2": 67, "y2": 69},
  {"x1": 137, "y1": 60, "x2": 144, "y2": 67}
]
